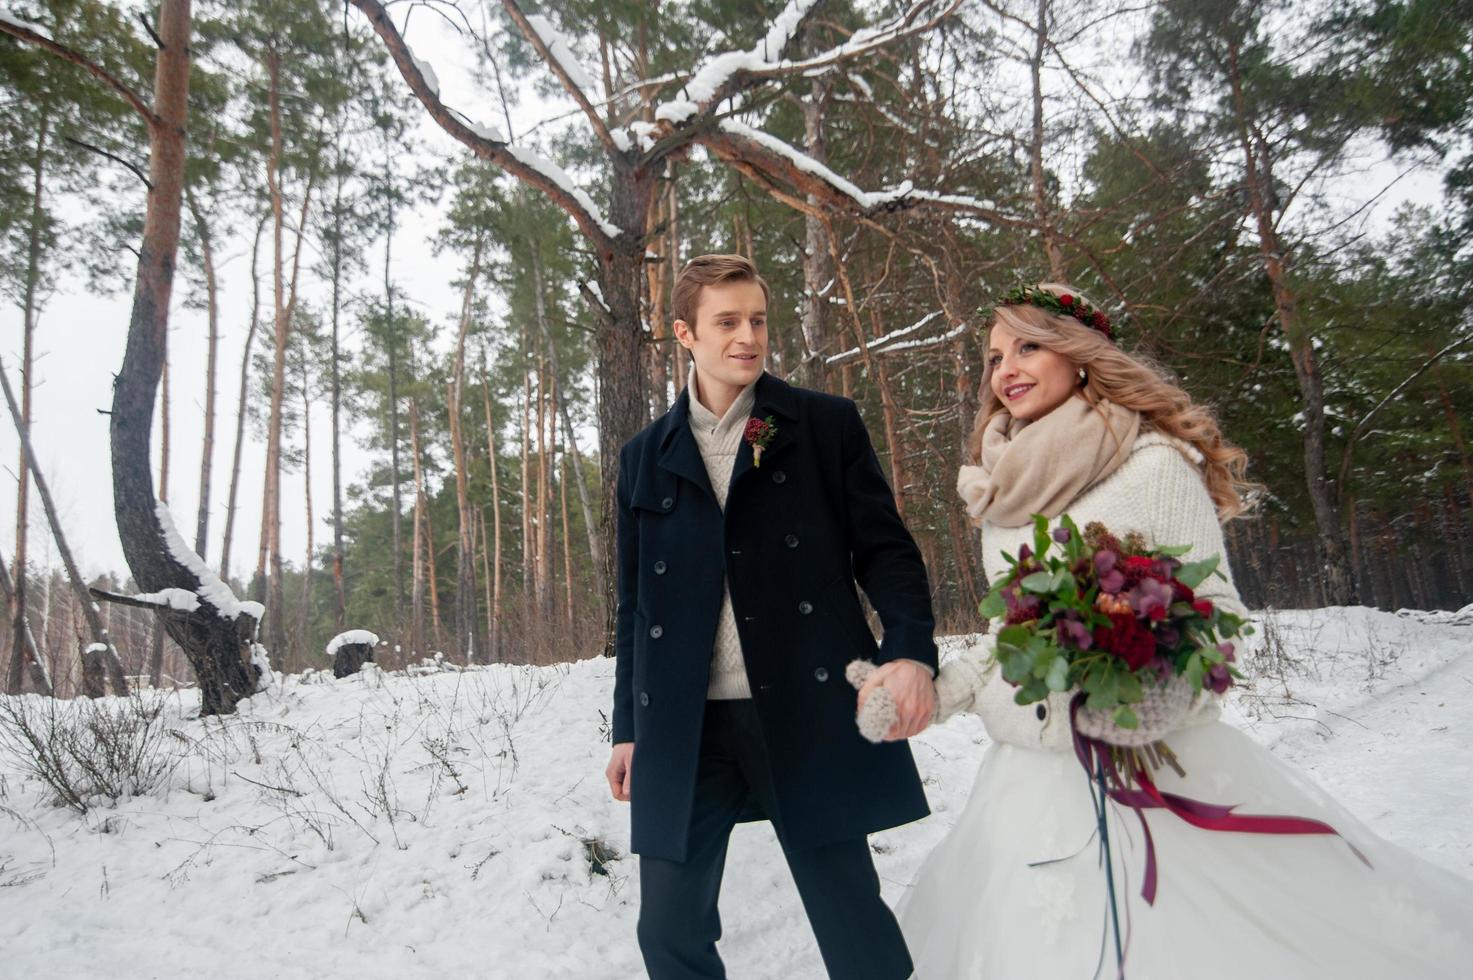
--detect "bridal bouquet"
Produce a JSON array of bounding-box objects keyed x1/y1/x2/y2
[
  {"x1": 980, "y1": 517, "x2": 1353, "y2": 924},
  {"x1": 980, "y1": 515, "x2": 1248, "y2": 740}
]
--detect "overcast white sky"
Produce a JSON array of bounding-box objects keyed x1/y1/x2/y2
[{"x1": 0, "y1": 3, "x2": 1451, "y2": 588}]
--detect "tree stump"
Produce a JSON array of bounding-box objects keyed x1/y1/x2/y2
[{"x1": 327, "y1": 630, "x2": 380, "y2": 678}]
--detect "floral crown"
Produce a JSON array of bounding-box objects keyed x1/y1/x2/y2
[{"x1": 999, "y1": 284, "x2": 1113, "y2": 341}]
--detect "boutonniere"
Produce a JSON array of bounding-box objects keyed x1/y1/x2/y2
[{"x1": 744, "y1": 415, "x2": 778, "y2": 468}]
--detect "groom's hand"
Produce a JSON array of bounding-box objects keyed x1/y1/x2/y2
[
  {"x1": 606, "y1": 742, "x2": 634, "y2": 802},
  {"x1": 857, "y1": 661, "x2": 936, "y2": 740}
]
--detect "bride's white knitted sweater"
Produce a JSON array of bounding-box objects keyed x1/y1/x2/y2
[{"x1": 936, "y1": 431, "x2": 1249, "y2": 752}]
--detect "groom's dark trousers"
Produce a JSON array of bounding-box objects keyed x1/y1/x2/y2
[{"x1": 611, "y1": 373, "x2": 938, "y2": 979}]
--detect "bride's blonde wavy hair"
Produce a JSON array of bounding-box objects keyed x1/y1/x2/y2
[{"x1": 966, "y1": 283, "x2": 1256, "y2": 521}]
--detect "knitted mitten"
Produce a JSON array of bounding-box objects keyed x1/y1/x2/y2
[
  {"x1": 1074, "y1": 675, "x2": 1195, "y2": 747},
  {"x1": 846, "y1": 660, "x2": 897, "y2": 744}
]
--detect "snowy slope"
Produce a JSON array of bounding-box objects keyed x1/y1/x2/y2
[{"x1": 1, "y1": 606, "x2": 1470, "y2": 980}]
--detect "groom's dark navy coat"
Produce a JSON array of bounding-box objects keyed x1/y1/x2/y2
[{"x1": 612, "y1": 371, "x2": 937, "y2": 862}]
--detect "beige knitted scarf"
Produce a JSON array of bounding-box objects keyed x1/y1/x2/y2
[{"x1": 956, "y1": 395, "x2": 1141, "y2": 527}]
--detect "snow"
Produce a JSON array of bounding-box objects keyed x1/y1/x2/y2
[
  {"x1": 407, "y1": 47, "x2": 440, "y2": 98},
  {"x1": 628, "y1": 120, "x2": 660, "y2": 151},
  {"x1": 654, "y1": 0, "x2": 820, "y2": 121},
  {"x1": 154, "y1": 502, "x2": 255, "y2": 621},
  {"x1": 130, "y1": 588, "x2": 202, "y2": 613},
  {"x1": 326, "y1": 629, "x2": 381, "y2": 657},
  {"x1": 504, "y1": 145, "x2": 621, "y2": 239},
  {"x1": 655, "y1": 99, "x2": 698, "y2": 124},
  {"x1": 84, "y1": 642, "x2": 108, "y2": 654},
  {"x1": 464, "y1": 117, "x2": 507, "y2": 144},
  {"x1": 0, "y1": 9, "x2": 50, "y2": 40},
  {"x1": 760, "y1": 0, "x2": 821, "y2": 60},
  {"x1": 610, "y1": 128, "x2": 632, "y2": 153},
  {"x1": 525, "y1": 14, "x2": 597, "y2": 95},
  {"x1": 825, "y1": 312, "x2": 965, "y2": 365},
  {"x1": 0, "y1": 606, "x2": 1468, "y2": 977}
]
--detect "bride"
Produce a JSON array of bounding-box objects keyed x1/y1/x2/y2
[{"x1": 865, "y1": 283, "x2": 1473, "y2": 978}]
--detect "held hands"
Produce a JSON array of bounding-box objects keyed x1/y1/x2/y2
[
  {"x1": 606, "y1": 742, "x2": 633, "y2": 802},
  {"x1": 851, "y1": 659, "x2": 936, "y2": 742}
]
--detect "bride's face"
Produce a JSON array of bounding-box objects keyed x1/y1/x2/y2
[{"x1": 987, "y1": 321, "x2": 1078, "y2": 421}]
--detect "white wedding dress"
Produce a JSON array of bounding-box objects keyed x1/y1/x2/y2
[{"x1": 899, "y1": 436, "x2": 1473, "y2": 978}]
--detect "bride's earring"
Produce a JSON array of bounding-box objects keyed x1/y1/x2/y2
[{"x1": 1077, "y1": 368, "x2": 1088, "y2": 385}]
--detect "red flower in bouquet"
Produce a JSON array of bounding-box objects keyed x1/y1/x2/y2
[{"x1": 1094, "y1": 611, "x2": 1156, "y2": 670}]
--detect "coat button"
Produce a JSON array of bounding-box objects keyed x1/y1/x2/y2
[
  {"x1": 649, "y1": 625, "x2": 664, "y2": 639},
  {"x1": 640, "y1": 692, "x2": 650, "y2": 706},
  {"x1": 661, "y1": 496, "x2": 673, "y2": 510},
  {"x1": 785, "y1": 534, "x2": 799, "y2": 549},
  {"x1": 798, "y1": 601, "x2": 813, "y2": 615},
  {"x1": 814, "y1": 667, "x2": 829, "y2": 683},
  {"x1": 653, "y1": 560, "x2": 667, "y2": 575},
  {"x1": 1035, "y1": 703, "x2": 1047, "y2": 721},
  {"x1": 772, "y1": 470, "x2": 787, "y2": 484}
]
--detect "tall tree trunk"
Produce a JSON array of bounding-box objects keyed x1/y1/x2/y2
[
  {"x1": 799, "y1": 71, "x2": 834, "y2": 387},
  {"x1": 300, "y1": 370, "x2": 313, "y2": 656},
  {"x1": 384, "y1": 155, "x2": 404, "y2": 632},
  {"x1": 219, "y1": 210, "x2": 268, "y2": 580},
  {"x1": 408, "y1": 399, "x2": 427, "y2": 657},
  {"x1": 1028, "y1": 0, "x2": 1066, "y2": 280},
  {"x1": 186, "y1": 184, "x2": 219, "y2": 557},
  {"x1": 8, "y1": 104, "x2": 48, "y2": 694},
  {"x1": 329, "y1": 185, "x2": 348, "y2": 632},
  {"x1": 449, "y1": 233, "x2": 484, "y2": 662},
  {"x1": 1226, "y1": 37, "x2": 1351, "y2": 605},
  {"x1": 104, "y1": 0, "x2": 259, "y2": 714},
  {"x1": 481, "y1": 366, "x2": 503, "y2": 663},
  {"x1": 530, "y1": 247, "x2": 605, "y2": 598},
  {"x1": 560, "y1": 446, "x2": 574, "y2": 630},
  {"x1": 0, "y1": 551, "x2": 50, "y2": 695},
  {"x1": 535, "y1": 353, "x2": 552, "y2": 622},
  {"x1": 520, "y1": 365, "x2": 533, "y2": 616},
  {"x1": 260, "y1": 44, "x2": 289, "y2": 662}
]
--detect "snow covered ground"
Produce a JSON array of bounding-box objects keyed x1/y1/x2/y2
[{"x1": 1, "y1": 605, "x2": 1470, "y2": 979}]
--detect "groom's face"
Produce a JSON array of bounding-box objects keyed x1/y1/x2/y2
[{"x1": 675, "y1": 280, "x2": 769, "y2": 395}]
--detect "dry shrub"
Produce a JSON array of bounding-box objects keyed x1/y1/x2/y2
[{"x1": 0, "y1": 692, "x2": 184, "y2": 813}]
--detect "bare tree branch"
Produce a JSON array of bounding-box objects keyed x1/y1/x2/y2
[
  {"x1": 346, "y1": 0, "x2": 618, "y2": 250},
  {"x1": 500, "y1": 0, "x2": 617, "y2": 155}
]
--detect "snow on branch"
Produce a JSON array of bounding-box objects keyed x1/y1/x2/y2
[
  {"x1": 708, "y1": 119, "x2": 1004, "y2": 224},
  {"x1": 348, "y1": 0, "x2": 620, "y2": 246},
  {"x1": 0, "y1": 8, "x2": 49, "y2": 38},
  {"x1": 654, "y1": 0, "x2": 959, "y2": 127},
  {"x1": 502, "y1": 0, "x2": 618, "y2": 154},
  {"x1": 155, "y1": 501, "x2": 259, "y2": 621},
  {"x1": 130, "y1": 588, "x2": 202, "y2": 613},
  {"x1": 825, "y1": 313, "x2": 968, "y2": 366},
  {"x1": 0, "y1": 9, "x2": 157, "y2": 125}
]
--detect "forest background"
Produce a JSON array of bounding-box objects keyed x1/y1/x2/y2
[{"x1": 1, "y1": 0, "x2": 1470, "y2": 704}]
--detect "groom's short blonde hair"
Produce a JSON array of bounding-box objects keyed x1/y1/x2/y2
[{"x1": 671, "y1": 254, "x2": 770, "y2": 336}]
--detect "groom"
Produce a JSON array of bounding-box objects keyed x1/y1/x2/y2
[{"x1": 605, "y1": 254, "x2": 938, "y2": 979}]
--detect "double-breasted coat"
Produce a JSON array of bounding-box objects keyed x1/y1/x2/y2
[{"x1": 612, "y1": 372, "x2": 938, "y2": 862}]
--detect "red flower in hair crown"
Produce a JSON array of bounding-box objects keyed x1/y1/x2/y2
[{"x1": 1000, "y1": 284, "x2": 1114, "y2": 341}]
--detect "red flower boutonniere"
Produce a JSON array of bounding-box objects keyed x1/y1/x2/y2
[{"x1": 744, "y1": 415, "x2": 778, "y2": 468}]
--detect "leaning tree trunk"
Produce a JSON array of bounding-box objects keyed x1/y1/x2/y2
[
  {"x1": 105, "y1": 0, "x2": 259, "y2": 715},
  {"x1": 1, "y1": 368, "x2": 127, "y2": 694}
]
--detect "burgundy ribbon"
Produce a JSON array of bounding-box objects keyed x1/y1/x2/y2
[{"x1": 1068, "y1": 694, "x2": 1369, "y2": 906}]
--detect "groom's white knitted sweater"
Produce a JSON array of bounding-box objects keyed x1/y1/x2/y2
[
  {"x1": 687, "y1": 369, "x2": 757, "y2": 700},
  {"x1": 936, "y1": 431, "x2": 1249, "y2": 751}
]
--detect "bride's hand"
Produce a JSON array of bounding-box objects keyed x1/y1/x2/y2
[{"x1": 858, "y1": 661, "x2": 936, "y2": 740}]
